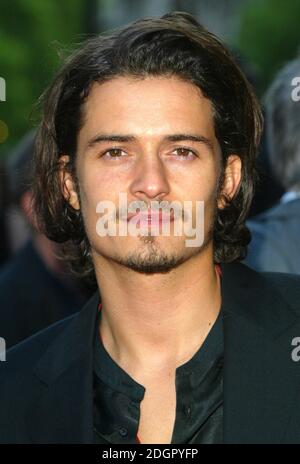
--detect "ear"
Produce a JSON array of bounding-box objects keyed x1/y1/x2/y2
[
  {"x1": 217, "y1": 155, "x2": 242, "y2": 209},
  {"x1": 59, "y1": 155, "x2": 80, "y2": 211}
]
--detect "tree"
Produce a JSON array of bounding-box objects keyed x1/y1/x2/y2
[
  {"x1": 237, "y1": 0, "x2": 300, "y2": 95},
  {"x1": 0, "y1": 0, "x2": 86, "y2": 157}
]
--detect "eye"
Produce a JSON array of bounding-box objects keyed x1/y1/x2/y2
[
  {"x1": 172, "y1": 147, "x2": 197, "y2": 159},
  {"x1": 101, "y1": 148, "x2": 127, "y2": 159}
]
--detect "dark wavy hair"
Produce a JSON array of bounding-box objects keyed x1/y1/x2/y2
[{"x1": 32, "y1": 11, "x2": 263, "y2": 285}]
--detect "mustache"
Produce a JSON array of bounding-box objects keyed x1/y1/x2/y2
[{"x1": 116, "y1": 200, "x2": 189, "y2": 221}]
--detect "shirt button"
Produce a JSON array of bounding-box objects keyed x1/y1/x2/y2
[{"x1": 119, "y1": 426, "x2": 128, "y2": 438}]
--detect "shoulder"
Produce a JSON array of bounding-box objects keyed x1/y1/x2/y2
[
  {"x1": 0, "y1": 312, "x2": 79, "y2": 440},
  {"x1": 0, "y1": 311, "x2": 77, "y2": 378},
  {"x1": 248, "y1": 199, "x2": 300, "y2": 228},
  {"x1": 0, "y1": 289, "x2": 99, "y2": 380},
  {"x1": 261, "y1": 270, "x2": 300, "y2": 314},
  {"x1": 221, "y1": 261, "x2": 300, "y2": 321},
  {"x1": 0, "y1": 290, "x2": 99, "y2": 442}
]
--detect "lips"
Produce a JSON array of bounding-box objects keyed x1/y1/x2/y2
[{"x1": 127, "y1": 209, "x2": 175, "y2": 226}]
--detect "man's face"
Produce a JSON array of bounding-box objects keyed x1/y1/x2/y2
[{"x1": 64, "y1": 75, "x2": 240, "y2": 274}]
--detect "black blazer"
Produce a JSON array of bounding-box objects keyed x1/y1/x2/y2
[{"x1": 1, "y1": 261, "x2": 300, "y2": 444}]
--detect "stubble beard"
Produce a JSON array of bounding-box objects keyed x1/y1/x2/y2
[{"x1": 111, "y1": 223, "x2": 215, "y2": 275}]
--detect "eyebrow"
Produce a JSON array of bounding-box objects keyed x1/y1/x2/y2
[{"x1": 87, "y1": 133, "x2": 214, "y2": 150}]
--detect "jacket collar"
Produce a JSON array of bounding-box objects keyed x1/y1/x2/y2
[
  {"x1": 220, "y1": 260, "x2": 298, "y2": 340},
  {"x1": 33, "y1": 291, "x2": 100, "y2": 385},
  {"x1": 27, "y1": 291, "x2": 100, "y2": 443},
  {"x1": 27, "y1": 261, "x2": 300, "y2": 443}
]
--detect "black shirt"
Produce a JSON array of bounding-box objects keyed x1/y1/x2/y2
[{"x1": 93, "y1": 306, "x2": 223, "y2": 444}]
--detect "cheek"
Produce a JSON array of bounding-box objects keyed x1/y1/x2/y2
[
  {"x1": 78, "y1": 165, "x2": 125, "y2": 242},
  {"x1": 188, "y1": 165, "x2": 220, "y2": 227},
  {"x1": 187, "y1": 164, "x2": 220, "y2": 202},
  {"x1": 77, "y1": 170, "x2": 104, "y2": 236},
  {"x1": 79, "y1": 163, "x2": 109, "y2": 207}
]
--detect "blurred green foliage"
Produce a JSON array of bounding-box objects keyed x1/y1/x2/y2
[
  {"x1": 2, "y1": 0, "x2": 300, "y2": 157},
  {"x1": 237, "y1": 0, "x2": 300, "y2": 95},
  {"x1": 0, "y1": 0, "x2": 86, "y2": 157}
]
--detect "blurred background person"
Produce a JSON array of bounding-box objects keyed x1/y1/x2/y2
[
  {"x1": 231, "y1": 46, "x2": 284, "y2": 218},
  {"x1": 0, "y1": 131, "x2": 94, "y2": 348},
  {"x1": 245, "y1": 56, "x2": 300, "y2": 273}
]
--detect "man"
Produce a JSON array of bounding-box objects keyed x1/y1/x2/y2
[
  {"x1": 1, "y1": 11, "x2": 300, "y2": 444},
  {"x1": 245, "y1": 56, "x2": 300, "y2": 274}
]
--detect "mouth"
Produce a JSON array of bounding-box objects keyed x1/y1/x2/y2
[{"x1": 126, "y1": 209, "x2": 175, "y2": 226}]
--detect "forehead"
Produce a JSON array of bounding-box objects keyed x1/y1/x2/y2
[{"x1": 79, "y1": 75, "x2": 216, "y2": 143}]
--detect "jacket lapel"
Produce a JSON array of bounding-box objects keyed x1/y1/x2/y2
[
  {"x1": 26, "y1": 291, "x2": 100, "y2": 444},
  {"x1": 221, "y1": 262, "x2": 300, "y2": 443}
]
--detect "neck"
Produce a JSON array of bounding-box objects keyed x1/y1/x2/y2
[{"x1": 93, "y1": 245, "x2": 221, "y2": 376}]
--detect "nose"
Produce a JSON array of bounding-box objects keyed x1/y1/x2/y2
[{"x1": 129, "y1": 152, "x2": 170, "y2": 203}]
